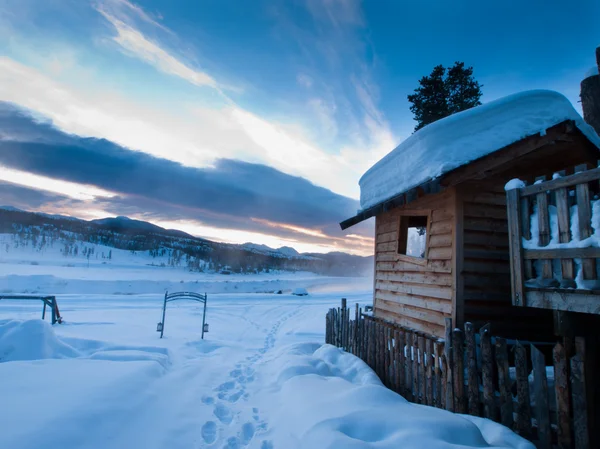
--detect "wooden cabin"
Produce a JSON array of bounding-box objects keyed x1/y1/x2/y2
[{"x1": 341, "y1": 90, "x2": 600, "y2": 341}]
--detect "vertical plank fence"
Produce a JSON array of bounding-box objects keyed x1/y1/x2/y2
[{"x1": 326, "y1": 299, "x2": 590, "y2": 449}]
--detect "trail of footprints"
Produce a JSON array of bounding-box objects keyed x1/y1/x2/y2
[
  {"x1": 199, "y1": 311, "x2": 300, "y2": 448},
  {"x1": 199, "y1": 366, "x2": 269, "y2": 448}
]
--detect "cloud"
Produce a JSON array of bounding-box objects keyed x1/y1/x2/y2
[
  {"x1": 95, "y1": 6, "x2": 221, "y2": 91},
  {"x1": 0, "y1": 57, "x2": 366, "y2": 197},
  {"x1": 307, "y1": 98, "x2": 338, "y2": 139},
  {"x1": 0, "y1": 102, "x2": 373, "y2": 253}
]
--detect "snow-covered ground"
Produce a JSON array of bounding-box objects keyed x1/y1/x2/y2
[{"x1": 0, "y1": 243, "x2": 533, "y2": 449}]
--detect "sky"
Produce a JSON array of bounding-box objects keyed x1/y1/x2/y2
[{"x1": 0, "y1": 0, "x2": 598, "y2": 255}]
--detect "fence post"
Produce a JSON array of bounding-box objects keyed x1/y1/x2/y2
[
  {"x1": 514, "y1": 341, "x2": 532, "y2": 438},
  {"x1": 325, "y1": 310, "x2": 330, "y2": 344},
  {"x1": 452, "y1": 328, "x2": 465, "y2": 413},
  {"x1": 385, "y1": 326, "x2": 392, "y2": 386},
  {"x1": 496, "y1": 337, "x2": 513, "y2": 429},
  {"x1": 354, "y1": 303, "x2": 359, "y2": 355},
  {"x1": 553, "y1": 343, "x2": 572, "y2": 449},
  {"x1": 571, "y1": 338, "x2": 589, "y2": 449},
  {"x1": 444, "y1": 318, "x2": 454, "y2": 412},
  {"x1": 465, "y1": 322, "x2": 479, "y2": 416},
  {"x1": 406, "y1": 331, "x2": 414, "y2": 402},
  {"x1": 426, "y1": 338, "x2": 434, "y2": 406},
  {"x1": 412, "y1": 331, "x2": 419, "y2": 403},
  {"x1": 532, "y1": 344, "x2": 551, "y2": 449},
  {"x1": 480, "y1": 323, "x2": 496, "y2": 421},
  {"x1": 435, "y1": 341, "x2": 443, "y2": 408}
]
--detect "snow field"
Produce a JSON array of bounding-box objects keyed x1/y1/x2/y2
[
  {"x1": 0, "y1": 248, "x2": 533, "y2": 449},
  {"x1": 0, "y1": 291, "x2": 533, "y2": 449}
]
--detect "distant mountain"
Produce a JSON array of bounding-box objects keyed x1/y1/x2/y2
[
  {"x1": 0, "y1": 205, "x2": 24, "y2": 212},
  {"x1": 240, "y1": 243, "x2": 308, "y2": 259},
  {"x1": 91, "y1": 216, "x2": 195, "y2": 239},
  {"x1": 0, "y1": 207, "x2": 373, "y2": 276}
]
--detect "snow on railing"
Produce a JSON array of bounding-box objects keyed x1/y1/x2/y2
[{"x1": 506, "y1": 164, "x2": 600, "y2": 314}]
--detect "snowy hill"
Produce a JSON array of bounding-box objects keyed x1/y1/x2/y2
[{"x1": 0, "y1": 207, "x2": 372, "y2": 276}]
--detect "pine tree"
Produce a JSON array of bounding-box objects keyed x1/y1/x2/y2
[{"x1": 408, "y1": 62, "x2": 483, "y2": 131}]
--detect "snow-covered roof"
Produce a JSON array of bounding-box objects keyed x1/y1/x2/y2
[{"x1": 359, "y1": 90, "x2": 600, "y2": 211}]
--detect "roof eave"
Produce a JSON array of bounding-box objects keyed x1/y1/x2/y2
[{"x1": 339, "y1": 178, "x2": 442, "y2": 230}]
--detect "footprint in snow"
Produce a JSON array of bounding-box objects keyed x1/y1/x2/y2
[
  {"x1": 230, "y1": 368, "x2": 243, "y2": 378},
  {"x1": 202, "y1": 395, "x2": 215, "y2": 405},
  {"x1": 222, "y1": 436, "x2": 241, "y2": 449},
  {"x1": 201, "y1": 421, "x2": 217, "y2": 444},
  {"x1": 217, "y1": 381, "x2": 236, "y2": 392},
  {"x1": 260, "y1": 441, "x2": 274, "y2": 449},
  {"x1": 241, "y1": 422, "x2": 255, "y2": 445},
  {"x1": 213, "y1": 402, "x2": 233, "y2": 424},
  {"x1": 226, "y1": 389, "x2": 245, "y2": 403}
]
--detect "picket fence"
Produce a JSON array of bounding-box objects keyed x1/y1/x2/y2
[{"x1": 325, "y1": 299, "x2": 590, "y2": 449}]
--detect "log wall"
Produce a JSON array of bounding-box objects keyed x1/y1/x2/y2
[
  {"x1": 458, "y1": 181, "x2": 554, "y2": 339},
  {"x1": 374, "y1": 189, "x2": 455, "y2": 338}
]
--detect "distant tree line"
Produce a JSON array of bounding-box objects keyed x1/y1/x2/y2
[{"x1": 0, "y1": 209, "x2": 372, "y2": 276}]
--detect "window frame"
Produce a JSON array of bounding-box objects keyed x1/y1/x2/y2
[{"x1": 395, "y1": 210, "x2": 432, "y2": 265}]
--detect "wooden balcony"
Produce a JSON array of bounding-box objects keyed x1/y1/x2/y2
[{"x1": 507, "y1": 164, "x2": 600, "y2": 315}]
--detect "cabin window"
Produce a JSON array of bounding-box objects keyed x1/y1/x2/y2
[{"x1": 397, "y1": 215, "x2": 428, "y2": 259}]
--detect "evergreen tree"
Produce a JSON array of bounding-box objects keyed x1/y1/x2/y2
[{"x1": 408, "y1": 62, "x2": 483, "y2": 131}]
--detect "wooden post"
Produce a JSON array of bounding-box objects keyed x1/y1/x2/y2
[
  {"x1": 480, "y1": 323, "x2": 495, "y2": 421},
  {"x1": 514, "y1": 341, "x2": 532, "y2": 438},
  {"x1": 366, "y1": 319, "x2": 372, "y2": 368},
  {"x1": 426, "y1": 338, "x2": 434, "y2": 406},
  {"x1": 571, "y1": 338, "x2": 590, "y2": 449},
  {"x1": 412, "y1": 331, "x2": 419, "y2": 403},
  {"x1": 385, "y1": 326, "x2": 392, "y2": 386},
  {"x1": 359, "y1": 309, "x2": 364, "y2": 359},
  {"x1": 390, "y1": 327, "x2": 397, "y2": 391},
  {"x1": 435, "y1": 341, "x2": 443, "y2": 408},
  {"x1": 444, "y1": 318, "x2": 454, "y2": 412},
  {"x1": 496, "y1": 338, "x2": 513, "y2": 429},
  {"x1": 393, "y1": 330, "x2": 400, "y2": 393},
  {"x1": 506, "y1": 188, "x2": 526, "y2": 306},
  {"x1": 520, "y1": 191, "x2": 534, "y2": 280},
  {"x1": 532, "y1": 344, "x2": 551, "y2": 449},
  {"x1": 553, "y1": 343, "x2": 572, "y2": 449},
  {"x1": 536, "y1": 176, "x2": 554, "y2": 281},
  {"x1": 452, "y1": 328, "x2": 465, "y2": 413},
  {"x1": 380, "y1": 323, "x2": 386, "y2": 381},
  {"x1": 396, "y1": 330, "x2": 405, "y2": 396},
  {"x1": 418, "y1": 335, "x2": 426, "y2": 404},
  {"x1": 325, "y1": 310, "x2": 329, "y2": 344},
  {"x1": 354, "y1": 303, "x2": 359, "y2": 356},
  {"x1": 406, "y1": 331, "x2": 414, "y2": 401},
  {"x1": 555, "y1": 171, "x2": 575, "y2": 286},
  {"x1": 375, "y1": 321, "x2": 381, "y2": 376},
  {"x1": 575, "y1": 164, "x2": 596, "y2": 281},
  {"x1": 336, "y1": 307, "x2": 341, "y2": 347},
  {"x1": 464, "y1": 322, "x2": 479, "y2": 416}
]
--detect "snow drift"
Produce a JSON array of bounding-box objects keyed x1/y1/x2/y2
[
  {"x1": 259, "y1": 343, "x2": 534, "y2": 449},
  {"x1": 0, "y1": 319, "x2": 80, "y2": 362},
  {"x1": 359, "y1": 90, "x2": 600, "y2": 210}
]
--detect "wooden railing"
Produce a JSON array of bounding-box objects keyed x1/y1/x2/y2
[
  {"x1": 325, "y1": 299, "x2": 590, "y2": 449},
  {"x1": 506, "y1": 164, "x2": 600, "y2": 314}
]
